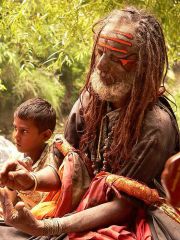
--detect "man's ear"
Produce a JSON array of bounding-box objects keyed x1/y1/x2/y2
[
  {"x1": 42, "y1": 129, "x2": 52, "y2": 141},
  {"x1": 158, "y1": 86, "x2": 166, "y2": 96}
]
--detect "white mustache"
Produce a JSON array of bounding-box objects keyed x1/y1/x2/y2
[{"x1": 90, "y1": 70, "x2": 133, "y2": 102}]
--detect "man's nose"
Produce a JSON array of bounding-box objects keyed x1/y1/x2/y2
[{"x1": 96, "y1": 54, "x2": 110, "y2": 72}]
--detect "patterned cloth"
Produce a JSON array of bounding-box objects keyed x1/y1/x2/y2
[
  {"x1": 31, "y1": 151, "x2": 90, "y2": 219},
  {"x1": 0, "y1": 94, "x2": 179, "y2": 239},
  {"x1": 17, "y1": 143, "x2": 60, "y2": 209}
]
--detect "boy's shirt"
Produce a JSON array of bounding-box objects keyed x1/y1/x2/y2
[{"x1": 17, "y1": 143, "x2": 59, "y2": 209}]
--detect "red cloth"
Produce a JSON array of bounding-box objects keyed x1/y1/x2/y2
[
  {"x1": 32, "y1": 154, "x2": 74, "y2": 219},
  {"x1": 53, "y1": 154, "x2": 74, "y2": 217},
  {"x1": 68, "y1": 173, "x2": 152, "y2": 240}
]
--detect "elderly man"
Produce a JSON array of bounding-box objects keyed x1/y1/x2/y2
[{"x1": 0, "y1": 7, "x2": 179, "y2": 240}]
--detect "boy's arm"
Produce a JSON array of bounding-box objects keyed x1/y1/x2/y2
[
  {"x1": 0, "y1": 135, "x2": 74, "y2": 192},
  {"x1": 0, "y1": 160, "x2": 61, "y2": 192},
  {"x1": 32, "y1": 166, "x2": 61, "y2": 192}
]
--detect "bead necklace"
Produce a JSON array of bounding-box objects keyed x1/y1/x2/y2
[{"x1": 91, "y1": 112, "x2": 116, "y2": 175}]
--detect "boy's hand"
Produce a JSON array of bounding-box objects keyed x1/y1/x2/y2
[
  {"x1": 0, "y1": 188, "x2": 43, "y2": 236},
  {"x1": 0, "y1": 160, "x2": 34, "y2": 191}
]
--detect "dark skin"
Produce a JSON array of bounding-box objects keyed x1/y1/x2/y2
[
  {"x1": 0, "y1": 161, "x2": 60, "y2": 192},
  {"x1": 13, "y1": 117, "x2": 52, "y2": 163},
  {"x1": 0, "y1": 116, "x2": 57, "y2": 217},
  {"x1": 94, "y1": 23, "x2": 138, "y2": 108},
  {"x1": 0, "y1": 161, "x2": 134, "y2": 236},
  {"x1": 96, "y1": 23, "x2": 138, "y2": 81},
  {"x1": 0, "y1": 20, "x2": 137, "y2": 236},
  {"x1": 0, "y1": 161, "x2": 61, "y2": 217}
]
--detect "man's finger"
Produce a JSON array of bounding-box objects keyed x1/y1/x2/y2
[
  {"x1": 15, "y1": 201, "x2": 35, "y2": 220},
  {"x1": 0, "y1": 188, "x2": 6, "y2": 203},
  {"x1": 15, "y1": 201, "x2": 25, "y2": 211},
  {"x1": 0, "y1": 188, "x2": 15, "y2": 217}
]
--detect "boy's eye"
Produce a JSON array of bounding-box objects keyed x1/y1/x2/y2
[
  {"x1": 18, "y1": 129, "x2": 28, "y2": 134},
  {"x1": 22, "y1": 129, "x2": 28, "y2": 134}
]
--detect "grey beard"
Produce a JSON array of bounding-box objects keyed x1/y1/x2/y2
[{"x1": 90, "y1": 70, "x2": 134, "y2": 102}]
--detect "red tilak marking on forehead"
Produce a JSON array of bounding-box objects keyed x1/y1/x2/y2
[
  {"x1": 120, "y1": 59, "x2": 136, "y2": 66},
  {"x1": 113, "y1": 30, "x2": 134, "y2": 40},
  {"x1": 100, "y1": 35, "x2": 132, "y2": 46},
  {"x1": 98, "y1": 42, "x2": 127, "y2": 54}
]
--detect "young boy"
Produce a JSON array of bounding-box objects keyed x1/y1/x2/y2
[{"x1": 7, "y1": 97, "x2": 59, "y2": 209}]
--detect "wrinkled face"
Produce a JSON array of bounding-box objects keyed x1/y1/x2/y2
[{"x1": 91, "y1": 21, "x2": 138, "y2": 103}]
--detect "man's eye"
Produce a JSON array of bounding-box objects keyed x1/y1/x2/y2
[
  {"x1": 111, "y1": 55, "x2": 121, "y2": 62},
  {"x1": 97, "y1": 48, "x2": 103, "y2": 56}
]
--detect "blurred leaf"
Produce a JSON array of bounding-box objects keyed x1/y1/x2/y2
[{"x1": 0, "y1": 0, "x2": 179, "y2": 134}]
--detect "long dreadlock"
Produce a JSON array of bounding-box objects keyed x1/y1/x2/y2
[{"x1": 79, "y1": 7, "x2": 168, "y2": 168}]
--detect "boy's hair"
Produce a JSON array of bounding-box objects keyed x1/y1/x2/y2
[{"x1": 14, "y1": 97, "x2": 56, "y2": 132}]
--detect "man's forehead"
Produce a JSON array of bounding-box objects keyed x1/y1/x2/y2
[
  {"x1": 97, "y1": 23, "x2": 138, "y2": 56},
  {"x1": 101, "y1": 23, "x2": 135, "y2": 39}
]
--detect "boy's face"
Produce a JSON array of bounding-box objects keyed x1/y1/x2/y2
[{"x1": 13, "y1": 117, "x2": 51, "y2": 159}]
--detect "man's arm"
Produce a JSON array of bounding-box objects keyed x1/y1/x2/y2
[
  {"x1": 60, "y1": 197, "x2": 134, "y2": 234},
  {"x1": 0, "y1": 188, "x2": 134, "y2": 236}
]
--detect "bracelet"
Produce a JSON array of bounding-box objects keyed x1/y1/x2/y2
[
  {"x1": 47, "y1": 164, "x2": 59, "y2": 177},
  {"x1": 42, "y1": 218, "x2": 64, "y2": 236},
  {"x1": 29, "y1": 172, "x2": 38, "y2": 192}
]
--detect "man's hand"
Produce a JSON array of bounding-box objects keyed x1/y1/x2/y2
[
  {"x1": 0, "y1": 188, "x2": 43, "y2": 236},
  {"x1": 0, "y1": 206, "x2": 4, "y2": 219},
  {"x1": 0, "y1": 160, "x2": 34, "y2": 191}
]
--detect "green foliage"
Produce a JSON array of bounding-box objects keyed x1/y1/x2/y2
[
  {"x1": 174, "y1": 93, "x2": 180, "y2": 124},
  {"x1": 0, "y1": 0, "x2": 179, "y2": 135},
  {"x1": 13, "y1": 70, "x2": 65, "y2": 109},
  {"x1": 0, "y1": 80, "x2": 6, "y2": 91}
]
